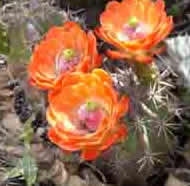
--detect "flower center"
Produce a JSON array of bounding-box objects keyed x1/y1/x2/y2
[
  {"x1": 117, "y1": 16, "x2": 149, "y2": 41},
  {"x1": 63, "y1": 49, "x2": 76, "y2": 60},
  {"x1": 55, "y1": 48, "x2": 79, "y2": 75},
  {"x1": 86, "y1": 101, "x2": 99, "y2": 111},
  {"x1": 128, "y1": 16, "x2": 139, "y2": 27},
  {"x1": 77, "y1": 101, "x2": 105, "y2": 133}
]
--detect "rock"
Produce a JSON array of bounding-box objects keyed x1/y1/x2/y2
[
  {"x1": 67, "y1": 176, "x2": 87, "y2": 186},
  {"x1": 67, "y1": 168, "x2": 114, "y2": 186},
  {"x1": 165, "y1": 168, "x2": 190, "y2": 186},
  {"x1": 165, "y1": 173, "x2": 189, "y2": 186}
]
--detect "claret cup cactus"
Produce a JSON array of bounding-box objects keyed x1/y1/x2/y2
[{"x1": 1, "y1": 0, "x2": 188, "y2": 186}]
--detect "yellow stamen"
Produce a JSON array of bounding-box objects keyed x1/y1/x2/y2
[
  {"x1": 63, "y1": 49, "x2": 76, "y2": 61},
  {"x1": 128, "y1": 16, "x2": 139, "y2": 27},
  {"x1": 86, "y1": 101, "x2": 99, "y2": 111}
]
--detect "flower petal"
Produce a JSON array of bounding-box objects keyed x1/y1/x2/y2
[
  {"x1": 116, "y1": 96, "x2": 129, "y2": 118},
  {"x1": 106, "y1": 49, "x2": 153, "y2": 63},
  {"x1": 81, "y1": 149, "x2": 101, "y2": 161},
  {"x1": 87, "y1": 31, "x2": 102, "y2": 70}
]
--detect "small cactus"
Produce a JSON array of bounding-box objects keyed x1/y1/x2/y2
[
  {"x1": 0, "y1": 0, "x2": 68, "y2": 64},
  {"x1": 92, "y1": 57, "x2": 180, "y2": 184}
]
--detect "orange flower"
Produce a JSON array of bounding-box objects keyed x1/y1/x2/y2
[
  {"x1": 95, "y1": 0, "x2": 173, "y2": 63},
  {"x1": 47, "y1": 69, "x2": 128, "y2": 160},
  {"x1": 28, "y1": 21, "x2": 102, "y2": 90}
]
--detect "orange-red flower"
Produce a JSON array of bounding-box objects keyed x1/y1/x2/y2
[
  {"x1": 28, "y1": 21, "x2": 102, "y2": 90},
  {"x1": 47, "y1": 69, "x2": 128, "y2": 160},
  {"x1": 95, "y1": 0, "x2": 173, "y2": 63}
]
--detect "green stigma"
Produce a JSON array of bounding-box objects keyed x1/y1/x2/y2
[
  {"x1": 128, "y1": 16, "x2": 139, "y2": 27},
  {"x1": 86, "y1": 101, "x2": 99, "y2": 111},
  {"x1": 63, "y1": 49, "x2": 76, "y2": 61}
]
